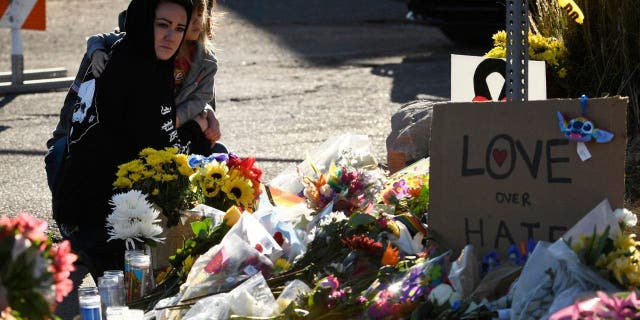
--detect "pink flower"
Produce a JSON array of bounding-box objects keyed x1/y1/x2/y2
[
  {"x1": 50, "y1": 240, "x2": 77, "y2": 302},
  {"x1": 13, "y1": 213, "x2": 48, "y2": 242},
  {"x1": 550, "y1": 291, "x2": 640, "y2": 320}
]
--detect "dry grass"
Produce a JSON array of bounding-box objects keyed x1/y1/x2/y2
[{"x1": 530, "y1": 0, "x2": 640, "y2": 210}]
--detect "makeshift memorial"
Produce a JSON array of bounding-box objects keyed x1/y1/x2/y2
[
  {"x1": 429, "y1": 98, "x2": 627, "y2": 257},
  {"x1": 0, "y1": 213, "x2": 77, "y2": 320},
  {"x1": 113, "y1": 147, "x2": 196, "y2": 227},
  {"x1": 188, "y1": 153, "x2": 262, "y2": 212}
]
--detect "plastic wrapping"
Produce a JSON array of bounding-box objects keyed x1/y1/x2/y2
[
  {"x1": 562, "y1": 199, "x2": 620, "y2": 243},
  {"x1": 269, "y1": 133, "x2": 375, "y2": 195},
  {"x1": 275, "y1": 280, "x2": 312, "y2": 313},
  {"x1": 508, "y1": 241, "x2": 619, "y2": 320},
  {"x1": 182, "y1": 293, "x2": 231, "y2": 320},
  {"x1": 448, "y1": 245, "x2": 479, "y2": 299},
  {"x1": 228, "y1": 273, "x2": 278, "y2": 317},
  {"x1": 180, "y1": 232, "x2": 273, "y2": 301}
]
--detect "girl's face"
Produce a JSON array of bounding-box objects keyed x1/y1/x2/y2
[
  {"x1": 185, "y1": 7, "x2": 204, "y2": 41},
  {"x1": 154, "y1": 2, "x2": 187, "y2": 60}
]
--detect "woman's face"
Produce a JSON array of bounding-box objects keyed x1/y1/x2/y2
[
  {"x1": 154, "y1": 2, "x2": 187, "y2": 60},
  {"x1": 185, "y1": 7, "x2": 204, "y2": 41}
]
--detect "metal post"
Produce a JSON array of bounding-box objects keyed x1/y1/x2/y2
[
  {"x1": 11, "y1": 29, "x2": 24, "y2": 85},
  {"x1": 505, "y1": 0, "x2": 529, "y2": 101}
]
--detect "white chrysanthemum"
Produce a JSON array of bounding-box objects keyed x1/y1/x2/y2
[
  {"x1": 319, "y1": 211, "x2": 347, "y2": 227},
  {"x1": 614, "y1": 208, "x2": 638, "y2": 227},
  {"x1": 106, "y1": 190, "x2": 165, "y2": 243}
]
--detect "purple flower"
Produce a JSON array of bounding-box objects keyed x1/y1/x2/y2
[
  {"x1": 392, "y1": 180, "x2": 409, "y2": 198},
  {"x1": 187, "y1": 153, "x2": 230, "y2": 168},
  {"x1": 319, "y1": 275, "x2": 340, "y2": 291}
]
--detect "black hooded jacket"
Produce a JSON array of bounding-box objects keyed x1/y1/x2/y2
[{"x1": 54, "y1": 0, "x2": 208, "y2": 227}]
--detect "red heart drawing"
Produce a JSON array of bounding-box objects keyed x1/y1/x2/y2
[{"x1": 492, "y1": 149, "x2": 507, "y2": 167}]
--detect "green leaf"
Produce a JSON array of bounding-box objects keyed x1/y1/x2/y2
[
  {"x1": 191, "y1": 218, "x2": 212, "y2": 237},
  {"x1": 347, "y1": 213, "x2": 376, "y2": 228}
]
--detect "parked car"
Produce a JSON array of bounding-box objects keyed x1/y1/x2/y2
[{"x1": 406, "y1": 0, "x2": 506, "y2": 45}]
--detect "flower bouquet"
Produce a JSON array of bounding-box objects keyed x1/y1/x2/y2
[
  {"x1": 188, "y1": 153, "x2": 262, "y2": 212},
  {"x1": 380, "y1": 161, "x2": 429, "y2": 219},
  {"x1": 301, "y1": 149, "x2": 385, "y2": 216},
  {"x1": 113, "y1": 147, "x2": 196, "y2": 227},
  {"x1": 0, "y1": 213, "x2": 77, "y2": 320}
]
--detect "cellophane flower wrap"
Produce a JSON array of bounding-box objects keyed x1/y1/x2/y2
[
  {"x1": 113, "y1": 147, "x2": 196, "y2": 227},
  {"x1": 0, "y1": 213, "x2": 77, "y2": 320},
  {"x1": 188, "y1": 153, "x2": 262, "y2": 212},
  {"x1": 380, "y1": 162, "x2": 429, "y2": 219},
  {"x1": 301, "y1": 149, "x2": 385, "y2": 216}
]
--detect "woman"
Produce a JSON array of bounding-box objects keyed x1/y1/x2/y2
[
  {"x1": 87, "y1": 0, "x2": 220, "y2": 142},
  {"x1": 45, "y1": 0, "x2": 222, "y2": 192},
  {"x1": 53, "y1": 0, "x2": 207, "y2": 280}
]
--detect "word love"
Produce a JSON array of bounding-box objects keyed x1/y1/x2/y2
[{"x1": 461, "y1": 134, "x2": 571, "y2": 183}]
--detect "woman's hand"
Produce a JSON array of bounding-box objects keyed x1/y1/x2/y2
[
  {"x1": 91, "y1": 50, "x2": 110, "y2": 78},
  {"x1": 203, "y1": 108, "x2": 221, "y2": 143},
  {"x1": 194, "y1": 113, "x2": 208, "y2": 132}
]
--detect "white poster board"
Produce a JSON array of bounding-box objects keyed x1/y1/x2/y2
[{"x1": 451, "y1": 54, "x2": 547, "y2": 102}]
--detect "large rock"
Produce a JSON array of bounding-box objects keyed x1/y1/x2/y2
[{"x1": 386, "y1": 100, "x2": 434, "y2": 173}]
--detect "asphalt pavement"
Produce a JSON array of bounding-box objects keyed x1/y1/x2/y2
[{"x1": 0, "y1": 0, "x2": 488, "y2": 318}]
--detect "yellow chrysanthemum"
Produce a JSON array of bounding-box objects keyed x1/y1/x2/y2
[
  {"x1": 274, "y1": 258, "x2": 292, "y2": 273},
  {"x1": 174, "y1": 154, "x2": 194, "y2": 177},
  {"x1": 222, "y1": 176, "x2": 254, "y2": 208},
  {"x1": 130, "y1": 173, "x2": 142, "y2": 183},
  {"x1": 492, "y1": 30, "x2": 506, "y2": 47},
  {"x1": 113, "y1": 177, "x2": 133, "y2": 188},
  {"x1": 152, "y1": 188, "x2": 160, "y2": 196}
]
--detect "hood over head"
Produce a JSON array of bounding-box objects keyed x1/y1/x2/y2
[{"x1": 122, "y1": 0, "x2": 194, "y2": 62}]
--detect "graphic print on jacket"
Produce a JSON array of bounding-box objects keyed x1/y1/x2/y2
[{"x1": 68, "y1": 69, "x2": 99, "y2": 146}]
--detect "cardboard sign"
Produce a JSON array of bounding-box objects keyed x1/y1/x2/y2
[
  {"x1": 0, "y1": 0, "x2": 46, "y2": 30},
  {"x1": 428, "y1": 97, "x2": 627, "y2": 256},
  {"x1": 451, "y1": 55, "x2": 547, "y2": 102}
]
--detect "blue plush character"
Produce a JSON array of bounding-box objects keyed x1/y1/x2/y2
[
  {"x1": 557, "y1": 95, "x2": 614, "y2": 144},
  {"x1": 557, "y1": 112, "x2": 614, "y2": 143}
]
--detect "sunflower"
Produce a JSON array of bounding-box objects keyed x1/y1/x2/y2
[
  {"x1": 201, "y1": 177, "x2": 221, "y2": 198},
  {"x1": 205, "y1": 161, "x2": 229, "y2": 181},
  {"x1": 222, "y1": 176, "x2": 254, "y2": 208}
]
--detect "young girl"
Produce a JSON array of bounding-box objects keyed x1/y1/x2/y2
[{"x1": 52, "y1": 0, "x2": 207, "y2": 280}]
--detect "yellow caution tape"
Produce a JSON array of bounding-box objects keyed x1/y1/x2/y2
[{"x1": 557, "y1": 0, "x2": 585, "y2": 24}]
